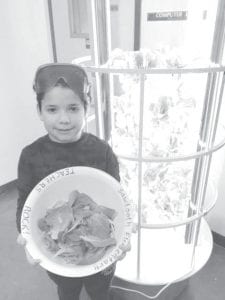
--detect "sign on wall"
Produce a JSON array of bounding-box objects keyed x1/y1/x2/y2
[{"x1": 147, "y1": 11, "x2": 188, "y2": 22}]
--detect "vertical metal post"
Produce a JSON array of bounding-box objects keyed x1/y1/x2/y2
[
  {"x1": 47, "y1": 0, "x2": 57, "y2": 62},
  {"x1": 185, "y1": 72, "x2": 215, "y2": 243},
  {"x1": 188, "y1": 71, "x2": 225, "y2": 268},
  {"x1": 211, "y1": 0, "x2": 225, "y2": 63},
  {"x1": 137, "y1": 73, "x2": 145, "y2": 279},
  {"x1": 89, "y1": 0, "x2": 104, "y2": 139},
  {"x1": 89, "y1": 0, "x2": 112, "y2": 141},
  {"x1": 185, "y1": 0, "x2": 225, "y2": 244},
  {"x1": 134, "y1": 0, "x2": 142, "y2": 50}
]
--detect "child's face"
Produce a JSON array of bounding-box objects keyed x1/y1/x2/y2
[{"x1": 38, "y1": 86, "x2": 86, "y2": 143}]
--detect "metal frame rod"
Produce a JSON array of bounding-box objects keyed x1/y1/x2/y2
[
  {"x1": 185, "y1": 72, "x2": 215, "y2": 243},
  {"x1": 47, "y1": 0, "x2": 57, "y2": 62},
  {"x1": 198, "y1": 73, "x2": 225, "y2": 213},
  {"x1": 137, "y1": 73, "x2": 145, "y2": 279},
  {"x1": 185, "y1": 69, "x2": 222, "y2": 243},
  {"x1": 84, "y1": 65, "x2": 225, "y2": 75},
  {"x1": 90, "y1": 0, "x2": 104, "y2": 139},
  {"x1": 90, "y1": 0, "x2": 112, "y2": 141},
  {"x1": 112, "y1": 130, "x2": 225, "y2": 163},
  {"x1": 189, "y1": 71, "x2": 225, "y2": 265}
]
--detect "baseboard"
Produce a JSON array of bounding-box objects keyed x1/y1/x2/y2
[{"x1": 212, "y1": 231, "x2": 225, "y2": 248}]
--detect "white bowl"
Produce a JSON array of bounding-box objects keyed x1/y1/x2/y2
[{"x1": 21, "y1": 166, "x2": 133, "y2": 277}]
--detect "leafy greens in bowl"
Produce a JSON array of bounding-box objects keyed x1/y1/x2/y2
[
  {"x1": 21, "y1": 166, "x2": 133, "y2": 277},
  {"x1": 38, "y1": 190, "x2": 117, "y2": 265}
]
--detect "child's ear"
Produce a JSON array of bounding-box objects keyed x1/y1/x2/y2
[{"x1": 37, "y1": 104, "x2": 43, "y2": 121}]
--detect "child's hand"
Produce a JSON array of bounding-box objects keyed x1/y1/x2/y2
[
  {"x1": 17, "y1": 234, "x2": 41, "y2": 266},
  {"x1": 117, "y1": 240, "x2": 131, "y2": 261},
  {"x1": 100, "y1": 242, "x2": 131, "y2": 276}
]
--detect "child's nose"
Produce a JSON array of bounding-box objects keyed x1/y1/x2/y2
[{"x1": 58, "y1": 111, "x2": 70, "y2": 123}]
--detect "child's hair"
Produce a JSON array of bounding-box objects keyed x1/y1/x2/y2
[{"x1": 33, "y1": 63, "x2": 91, "y2": 111}]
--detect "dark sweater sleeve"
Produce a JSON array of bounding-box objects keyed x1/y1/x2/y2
[
  {"x1": 16, "y1": 148, "x2": 34, "y2": 233},
  {"x1": 105, "y1": 145, "x2": 120, "y2": 182}
]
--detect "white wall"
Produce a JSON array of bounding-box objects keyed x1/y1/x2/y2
[
  {"x1": 140, "y1": 0, "x2": 188, "y2": 49},
  {"x1": 140, "y1": 0, "x2": 217, "y2": 58},
  {"x1": 51, "y1": 0, "x2": 90, "y2": 62},
  {"x1": 206, "y1": 92, "x2": 225, "y2": 236},
  {"x1": 212, "y1": 43, "x2": 225, "y2": 236},
  {"x1": 207, "y1": 151, "x2": 225, "y2": 236},
  {"x1": 0, "y1": 0, "x2": 53, "y2": 185},
  {"x1": 110, "y1": 0, "x2": 135, "y2": 51}
]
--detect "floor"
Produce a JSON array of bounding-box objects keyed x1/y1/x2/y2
[{"x1": 1, "y1": 185, "x2": 225, "y2": 300}]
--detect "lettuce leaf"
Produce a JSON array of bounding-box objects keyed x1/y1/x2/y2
[{"x1": 38, "y1": 190, "x2": 117, "y2": 265}]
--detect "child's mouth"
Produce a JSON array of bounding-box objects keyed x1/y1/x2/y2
[{"x1": 57, "y1": 128, "x2": 74, "y2": 133}]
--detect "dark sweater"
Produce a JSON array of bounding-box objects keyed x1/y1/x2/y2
[{"x1": 16, "y1": 132, "x2": 120, "y2": 232}]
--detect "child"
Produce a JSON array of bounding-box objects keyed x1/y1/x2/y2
[{"x1": 16, "y1": 63, "x2": 127, "y2": 300}]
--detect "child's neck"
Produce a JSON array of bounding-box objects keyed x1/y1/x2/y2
[{"x1": 48, "y1": 131, "x2": 84, "y2": 144}]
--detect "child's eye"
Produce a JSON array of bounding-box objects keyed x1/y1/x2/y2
[
  {"x1": 69, "y1": 106, "x2": 80, "y2": 112},
  {"x1": 46, "y1": 107, "x2": 57, "y2": 113}
]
